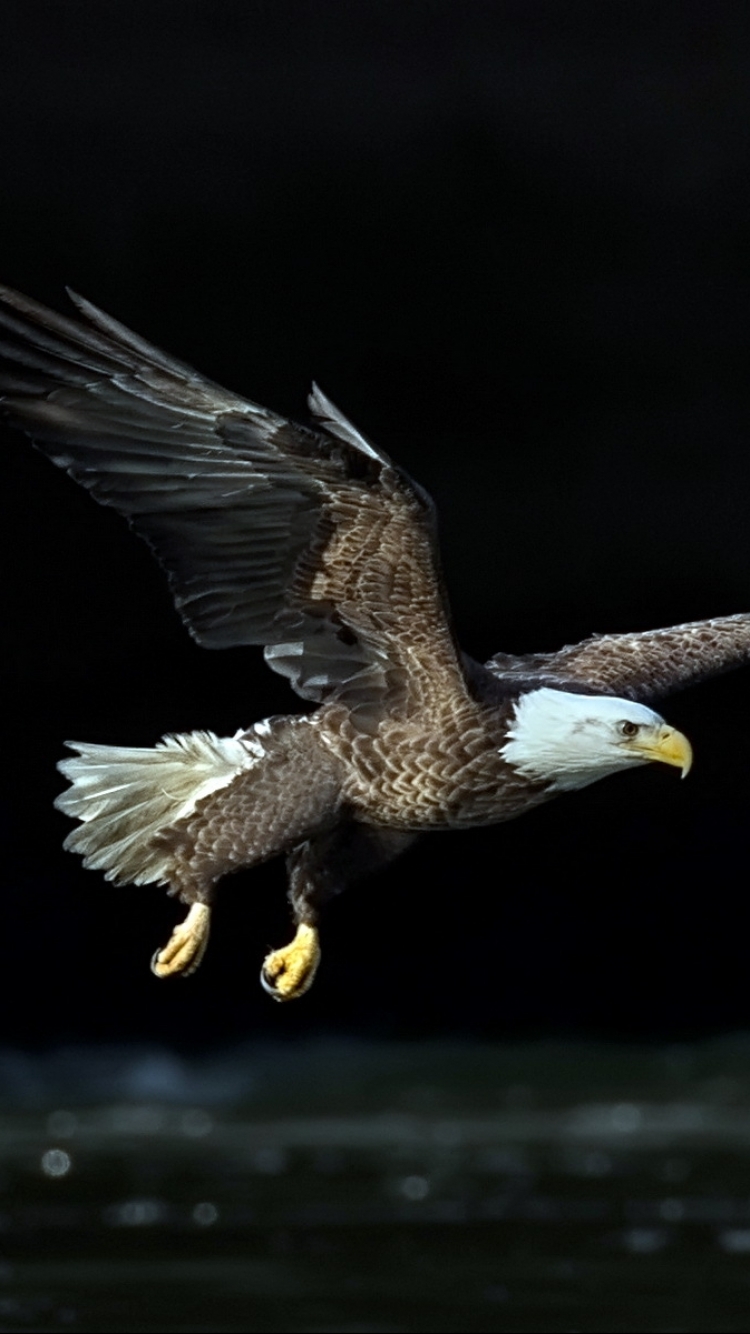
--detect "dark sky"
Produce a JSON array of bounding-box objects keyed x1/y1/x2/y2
[{"x1": 2, "y1": 1, "x2": 750, "y2": 1047}]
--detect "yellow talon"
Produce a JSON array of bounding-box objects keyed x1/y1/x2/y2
[
  {"x1": 261, "y1": 923, "x2": 320, "y2": 1001},
  {"x1": 151, "y1": 902, "x2": 211, "y2": 978}
]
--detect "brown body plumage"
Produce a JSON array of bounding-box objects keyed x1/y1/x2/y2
[{"x1": 1, "y1": 284, "x2": 747, "y2": 997}]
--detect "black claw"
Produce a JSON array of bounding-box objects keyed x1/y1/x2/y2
[
  {"x1": 151, "y1": 946, "x2": 197, "y2": 979},
  {"x1": 260, "y1": 966, "x2": 284, "y2": 1000}
]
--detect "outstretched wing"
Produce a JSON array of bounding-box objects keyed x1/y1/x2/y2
[
  {"x1": 0, "y1": 285, "x2": 464, "y2": 724},
  {"x1": 486, "y1": 614, "x2": 750, "y2": 703}
]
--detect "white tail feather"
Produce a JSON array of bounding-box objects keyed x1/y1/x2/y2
[{"x1": 56, "y1": 730, "x2": 260, "y2": 886}]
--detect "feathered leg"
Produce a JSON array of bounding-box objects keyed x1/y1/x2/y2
[
  {"x1": 56, "y1": 716, "x2": 344, "y2": 979},
  {"x1": 261, "y1": 822, "x2": 416, "y2": 1000},
  {"x1": 151, "y1": 902, "x2": 213, "y2": 979}
]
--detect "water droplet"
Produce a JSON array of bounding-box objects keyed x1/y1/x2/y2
[
  {"x1": 41, "y1": 1149, "x2": 71, "y2": 1178},
  {"x1": 719, "y1": 1228, "x2": 750, "y2": 1253},
  {"x1": 192, "y1": 1201, "x2": 219, "y2": 1226},
  {"x1": 107, "y1": 1198, "x2": 163, "y2": 1227},
  {"x1": 399, "y1": 1174, "x2": 429, "y2": 1201}
]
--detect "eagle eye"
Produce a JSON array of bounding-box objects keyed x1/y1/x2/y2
[{"x1": 619, "y1": 720, "x2": 639, "y2": 738}]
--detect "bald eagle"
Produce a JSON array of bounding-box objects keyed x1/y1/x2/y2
[{"x1": 2, "y1": 284, "x2": 740, "y2": 1001}]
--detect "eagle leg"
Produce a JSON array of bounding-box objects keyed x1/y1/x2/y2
[
  {"x1": 261, "y1": 922, "x2": 321, "y2": 1001},
  {"x1": 151, "y1": 901, "x2": 212, "y2": 979},
  {"x1": 260, "y1": 822, "x2": 417, "y2": 1001}
]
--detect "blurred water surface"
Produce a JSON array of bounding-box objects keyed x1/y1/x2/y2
[{"x1": 3, "y1": 1039, "x2": 750, "y2": 1331}]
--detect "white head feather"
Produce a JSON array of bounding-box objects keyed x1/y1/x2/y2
[{"x1": 500, "y1": 688, "x2": 669, "y2": 792}]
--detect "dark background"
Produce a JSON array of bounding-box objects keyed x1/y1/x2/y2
[{"x1": 2, "y1": 0, "x2": 750, "y2": 1048}]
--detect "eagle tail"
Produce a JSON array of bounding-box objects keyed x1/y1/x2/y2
[{"x1": 56, "y1": 731, "x2": 256, "y2": 887}]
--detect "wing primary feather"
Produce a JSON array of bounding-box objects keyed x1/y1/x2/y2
[{"x1": 2, "y1": 284, "x2": 466, "y2": 716}]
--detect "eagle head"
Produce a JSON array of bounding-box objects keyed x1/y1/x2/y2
[{"x1": 500, "y1": 688, "x2": 692, "y2": 792}]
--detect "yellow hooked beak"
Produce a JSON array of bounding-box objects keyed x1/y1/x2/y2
[{"x1": 625, "y1": 724, "x2": 693, "y2": 778}]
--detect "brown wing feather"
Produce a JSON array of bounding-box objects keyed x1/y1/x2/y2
[
  {"x1": 0, "y1": 284, "x2": 465, "y2": 720},
  {"x1": 486, "y1": 614, "x2": 750, "y2": 703}
]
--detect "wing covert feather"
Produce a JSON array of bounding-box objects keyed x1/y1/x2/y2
[{"x1": 486, "y1": 614, "x2": 750, "y2": 702}]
